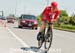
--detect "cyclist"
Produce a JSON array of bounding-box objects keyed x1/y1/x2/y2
[{"x1": 37, "y1": 1, "x2": 60, "y2": 48}]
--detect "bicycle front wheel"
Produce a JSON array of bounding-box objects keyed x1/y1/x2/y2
[{"x1": 44, "y1": 29, "x2": 53, "y2": 51}]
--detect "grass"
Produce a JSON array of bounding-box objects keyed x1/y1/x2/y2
[
  {"x1": 37, "y1": 19, "x2": 75, "y2": 32},
  {"x1": 54, "y1": 24, "x2": 75, "y2": 32}
]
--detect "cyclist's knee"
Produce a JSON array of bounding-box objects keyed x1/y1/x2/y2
[
  {"x1": 40, "y1": 21, "x2": 46, "y2": 31},
  {"x1": 50, "y1": 25, "x2": 53, "y2": 29},
  {"x1": 41, "y1": 25, "x2": 45, "y2": 30}
]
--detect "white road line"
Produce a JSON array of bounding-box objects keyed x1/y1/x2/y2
[
  {"x1": 6, "y1": 27, "x2": 35, "y2": 53},
  {"x1": 7, "y1": 27, "x2": 28, "y2": 47}
]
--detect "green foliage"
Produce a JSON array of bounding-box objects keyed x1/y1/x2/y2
[
  {"x1": 37, "y1": 15, "x2": 42, "y2": 26},
  {"x1": 54, "y1": 24, "x2": 75, "y2": 32},
  {"x1": 60, "y1": 10, "x2": 68, "y2": 17},
  {"x1": 60, "y1": 24, "x2": 75, "y2": 30},
  {"x1": 37, "y1": 15, "x2": 42, "y2": 21},
  {"x1": 57, "y1": 10, "x2": 69, "y2": 25},
  {"x1": 69, "y1": 14, "x2": 75, "y2": 25}
]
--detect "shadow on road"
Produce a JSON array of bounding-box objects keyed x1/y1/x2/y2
[{"x1": 21, "y1": 46, "x2": 46, "y2": 53}]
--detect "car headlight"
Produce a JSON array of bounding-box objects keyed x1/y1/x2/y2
[
  {"x1": 22, "y1": 21, "x2": 25, "y2": 23},
  {"x1": 34, "y1": 21, "x2": 37, "y2": 24}
]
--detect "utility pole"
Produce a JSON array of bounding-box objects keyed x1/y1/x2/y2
[
  {"x1": 47, "y1": 0, "x2": 49, "y2": 5},
  {"x1": 15, "y1": 0, "x2": 17, "y2": 16},
  {"x1": 0, "y1": 11, "x2": 4, "y2": 16},
  {"x1": 2, "y1": 11, "x2": 3, "y2": 16}
]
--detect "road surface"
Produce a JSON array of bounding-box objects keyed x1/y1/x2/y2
[{"x1": 0, "y1": 21, "x2": 75, "y2": 53}]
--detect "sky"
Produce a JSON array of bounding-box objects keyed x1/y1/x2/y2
[{"x1": 0, "y1": 0, "x2": 75, "y2": 16}]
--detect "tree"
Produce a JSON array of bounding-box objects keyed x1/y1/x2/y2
[
  {"x1": 60, "y1": 10, "x2": 68, "y2": 17},
  {"x1": 58, "y1": 10, "x2": 69, "y2": 24},
  {"x1": 69, "y1": 14, "x2": 75, "y2": 25},
  {"x1": 37, "y1": 15, "x2": 42, "y2": 26},
  {"x1": 37, "y1": 15, "x2": 42, "y2": 21}
]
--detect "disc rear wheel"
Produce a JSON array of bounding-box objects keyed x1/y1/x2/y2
[{"x1": 38, "y1": 29, "x2": 45, "y2": 49}]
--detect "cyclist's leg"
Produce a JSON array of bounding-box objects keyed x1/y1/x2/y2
[
  {"x1": 37, "y1": 21, "x2": 46, "y2": 48},
  {"x1": 37, "y1": 21, "x2": 46, "y2": 40},
  {"x1": 39, "y1": 21, "x2": 46, "y2": 32}
]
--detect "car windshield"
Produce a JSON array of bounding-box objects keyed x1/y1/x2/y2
[{"x1": 21, "y1": 15, "x2": 36, "y2": 20}]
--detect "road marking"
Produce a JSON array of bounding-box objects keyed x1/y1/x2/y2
[
  {"x1": 7, "y1": 27, "x2": 28, "y2": 47},
  {"x1": 6, "y1": 27, "x2": 35, "y2": 53}
]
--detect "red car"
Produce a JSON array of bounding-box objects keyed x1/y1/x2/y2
[
  {"x1": 18, "y1": 14, "x2": 38, "y2": 30},
  {"x1": 7, "y1": 18, "x2": 15, "y2": 23}
]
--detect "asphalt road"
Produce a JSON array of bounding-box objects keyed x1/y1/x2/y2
[{"x1": 0, "y1": 21, "x2": 75, "y2": 53}]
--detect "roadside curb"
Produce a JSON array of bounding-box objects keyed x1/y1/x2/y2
[{"x1": 54, "y1": 28, "x2": 75, "y2": 33}]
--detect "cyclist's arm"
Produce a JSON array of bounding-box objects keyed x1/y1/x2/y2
[{"x1": 53, "y1": 11, "x2": 60, "y2": 22}]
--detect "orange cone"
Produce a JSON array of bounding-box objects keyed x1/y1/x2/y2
[{"x1": 4, "y1": 23, "x2": 7, "y2": 27}]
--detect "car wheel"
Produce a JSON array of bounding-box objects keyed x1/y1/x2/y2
[
  {"x1": 18, "y1": 26, "x2": 22, "y2": 28},
  {"x1": 12, "y1": 22, "x2": 14, "y2": 24},
  {"x1": 35, "y1": 28, "x2": 37, "y2": 30},
  {"x1": 13, "y1": 22, "x2": 14, "y2": 23},
  {"x1": 7, "y1": 21, "x2": 9, "y2": 23},
  {"x1": 32, "y1": 27, "x2": 34, "y2": 29}
]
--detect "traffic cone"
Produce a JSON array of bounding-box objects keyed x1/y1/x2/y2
[
  {"x1": 4, "y1": 23, "x2": 7, "y2": 27},
  {"x1": 0, "y1": 20, "x2": 3, "y2": 27}
]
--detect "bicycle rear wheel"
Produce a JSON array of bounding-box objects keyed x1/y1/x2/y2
[{"x1": 44, "y1": 27, "x2": 53, "y2": 51}]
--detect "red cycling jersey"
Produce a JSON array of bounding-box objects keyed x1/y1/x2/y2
[{"x1": 41, "y1": 6, "x2": 60, "y2": 22}]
